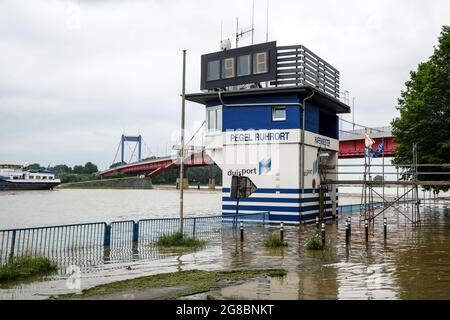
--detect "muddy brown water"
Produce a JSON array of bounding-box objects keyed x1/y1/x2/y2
[{"x1": 1, "y1": 206, "x2": 450, "y2": 300}]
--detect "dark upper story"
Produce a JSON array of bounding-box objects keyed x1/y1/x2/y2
[{"x1": 200, "y1": 41, "x2": 341, "y2": 98}]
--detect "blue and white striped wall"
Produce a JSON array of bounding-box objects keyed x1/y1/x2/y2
[{"x1": 222, "y1": 187, "x2": 338, "y2": 224}]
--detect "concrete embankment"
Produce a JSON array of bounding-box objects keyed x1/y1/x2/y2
[{"x1": 58, "y1": 177, "x2": 153, "y2": 190}]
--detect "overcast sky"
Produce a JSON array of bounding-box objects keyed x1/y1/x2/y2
[{"x1": 0, "y1": 0, "x2": 448, "y2": 170}]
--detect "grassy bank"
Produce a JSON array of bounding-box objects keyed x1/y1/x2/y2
[
  {"x1": 0, "y1": 256, "x2": 58, "y2": 284},
  {"x1": 55, "y1": 269, "x2": 286, "y2": 300}
]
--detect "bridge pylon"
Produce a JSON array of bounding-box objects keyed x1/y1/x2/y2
[{"x1": 121, "y1": 134, "x2": 142, "y2": 164}]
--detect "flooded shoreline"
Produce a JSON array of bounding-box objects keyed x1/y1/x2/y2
[
  {"x1": 1, "y1": 189, "x2": 450, "y2": 300},
  {"x1": 1, "y1": 206, "x2": 450, "y2": 300}
]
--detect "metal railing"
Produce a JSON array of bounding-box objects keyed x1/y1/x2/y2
[
  {"x1": 338, "y1": 198, "x2": 448, "y2": 215},
  {"x1": 274, "y1": 45, "x2": 340, "y2": 98},
  {"x1": 0, "y1": 212, "x2": 269, "y2": 264}
]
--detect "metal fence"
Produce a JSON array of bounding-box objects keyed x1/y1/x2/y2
[
  {"x1": 338, "y1": 198, "x2": 447, "y2": 215},
  {"x1": 0, "y1": 212, "x2": 269, "y2": 264}
]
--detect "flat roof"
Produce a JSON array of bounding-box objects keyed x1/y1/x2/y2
[{"x1": 185, "y1": 85, "x2": 351, "y2": 114}]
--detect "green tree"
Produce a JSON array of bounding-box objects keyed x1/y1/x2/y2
[
  {"x1": 391, "y1": 26, "x2": 450, "y2": 193},
  {"x1": 72, "y1": 165, "x2": 85, "y2": 174},
  {"x1": 83, "y1": 162, "x2": 98, "y2": 174},
  {"x1": 25, "y1": 163, "x2": 44, "y2": 170},
  {"x1": 51, "y1": 164, "x2": 72, "y2": 173}
]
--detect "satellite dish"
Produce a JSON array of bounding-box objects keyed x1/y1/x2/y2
[{"x1": 220, "y1": 38, "x2": 232, "y2": 51}]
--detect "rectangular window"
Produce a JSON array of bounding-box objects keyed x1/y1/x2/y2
[
  {"x1": 207, "y1": 107, "x2": 222, "y2": 132},
  {"x1": 216, "y1": 108, "x2": 222, "y2": 131},
  {"x1": 272, "y1": 106, "x2": 286, "y2": 121},
  {"x1": 208, "y1": 109, "x2": 216, "y2": 131},
  {"x1": 222, "y1": 58, "x2": 235, "y2": 79},
  {"x1": 237, "y1": 55, "x2": 251, "y2": 77},
  {"x1": 253, "y1": 52, "x2": 268, "y2": 74},
  {"x1": 207, "y1": 60, "x2": 220, "y2": 81}
]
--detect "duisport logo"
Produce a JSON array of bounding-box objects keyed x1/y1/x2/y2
[{"x1": 259, "y1": 156, "x2": 272, "y2": 175}]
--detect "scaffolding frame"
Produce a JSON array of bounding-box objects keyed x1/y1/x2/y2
[{"x1": 322, "y1": 146, "x2": 450, "y2": 227}]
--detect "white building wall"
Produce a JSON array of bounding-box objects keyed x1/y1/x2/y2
[{"x1": 204, "y1": 128, "x2": 339, "y2": 224}]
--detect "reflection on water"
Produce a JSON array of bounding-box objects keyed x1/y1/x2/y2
[{"x1": 1, "y1": 205, "x2": 450, "y2": 300}]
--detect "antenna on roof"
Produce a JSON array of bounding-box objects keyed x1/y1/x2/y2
[
  {"x1": 235, "y1": 1, "x2": 255, "y2": 48},
  {"x1": 251, "y1": 0, "x2": 255, "y2": 45},
  {"x1": 220, "y1": 20, "x2": 223, "y2": 49},
  {"x1": 266, "y1": 0, "x2": 269, "y2": 42}
]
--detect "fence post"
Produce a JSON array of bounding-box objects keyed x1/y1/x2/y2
[
  {"x1": 132, "y1": 221, "x2": 139, "y2": 242},
  {"x1": 9, "y1": 230, "x2": 16, "y2": 260},
  {"x1": 345, "y1": 219, "x2": 349, "y2": 245},
  {"x1": 104, "y1": 223, "x2": 111, "y2": 246},
  {"x1": 193, "y1": 218, "x2": 197, "y2": 238},
  {"x1": 348, "y1": 216, "x2": 351, "y2": 236},
  {"x1": 280, "y1": 222, "x2": 284, "y2": 242},
  {"x1": 365, "y1": 219, "x2": 369, "y2": 243},
  {"x1": 321, "y1": 223, "x2": 325, "y2": 246}
]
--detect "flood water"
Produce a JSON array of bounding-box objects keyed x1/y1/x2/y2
[
  {"x1": 0, "y1": 188, "x2": 222, "y2": 228},
  {"x1": 209, "y1": 207, "x2": 450, "y2": 300},
  {"x1": 1, "y1": 188, "x2": 450, "y2": 300}
]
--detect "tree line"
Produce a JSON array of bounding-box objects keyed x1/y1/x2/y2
[
  {"x1": 152, "y1": 165, "x2": 222, "y2": 186},
  {"x1": 25, "y1": 162, "x2": 99, "y2": 183},
  {"x1": 24, "y1": 162, "x2": 223, "y2": 186}
]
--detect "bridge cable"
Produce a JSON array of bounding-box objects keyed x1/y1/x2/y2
[
  {"x1": 127, "y1": 141, "x2": 138, "y2": 163},
  {"x1": 112, "y1": 139, "x2": 122, "y2": 166},
  {"x1": 186, "y1": 120, "x2": 206, "y2": 147},
  {"x1": 141, "y1": 138, "x2": 155, "y2": 158}
]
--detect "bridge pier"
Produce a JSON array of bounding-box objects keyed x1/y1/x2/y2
[
  {"x1": 176, "y1": 178, "x2": 189, "y2": 189},
  {"x1": 208, "y1": 178, "x2": 216, "y2": 190},
  {"x1": 208, "y1": 165, "x2": 215, "y2": 190}
]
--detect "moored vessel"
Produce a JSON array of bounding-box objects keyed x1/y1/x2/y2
[{"x1": 0, "y1": 164, "x2": 61, "y2": 190}]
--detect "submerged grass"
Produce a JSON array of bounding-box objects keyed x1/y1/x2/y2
[
  {"x1": 54, "y1": 269, "x2": 287, "y2": 300},
  {"x1": 0, "y1": 256, "x2": 58, "y2": 284},
  {"x1": 156, "y1": 232, "x2": 207, "y2": 251},
  {"x1": 264, "y1": 234, "x2": 288, "y2": 248},
  {"x1": 306, "y1": 233, "x2": 326, "y2": 251}
]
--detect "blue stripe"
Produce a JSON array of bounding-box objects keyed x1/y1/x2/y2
[
  {"x1": 257, "y1": 212, "x2": 334, "y2": 223},
  {"x1": 222, "y1": 188, "x2": 328, "y2": 194},
  {"x1": 222, "y1": 196, "x2": 331, "y2": 203},
  {"x1": 222, "y1": 203, "x2": 333, "y2": 212}
]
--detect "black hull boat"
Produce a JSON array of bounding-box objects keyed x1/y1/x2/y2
[{"x1": 0, "y1": 179, "x2": 60, "y2": 191}]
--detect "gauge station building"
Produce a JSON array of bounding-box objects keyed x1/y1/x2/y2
[{"x1": 186, "y1": 41, "x2": 350, "y2": 224}]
